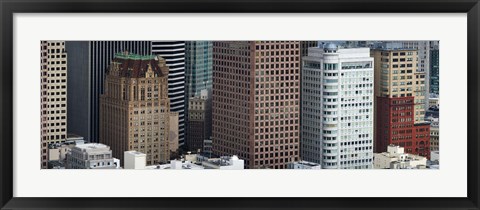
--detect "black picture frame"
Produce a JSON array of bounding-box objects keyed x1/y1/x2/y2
[{"x1": 1, "y1": 0, "x2": 479, "y2": 209}]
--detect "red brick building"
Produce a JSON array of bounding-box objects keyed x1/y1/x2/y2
[{"x1": 375, "y1": 96, "x2": 430, "y2": 159}]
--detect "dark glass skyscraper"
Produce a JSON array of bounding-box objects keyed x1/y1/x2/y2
[
  {"x1": 430, "y1": 48, "x2": 439, "y2": 95},
  {"x1": 184, "y1": 41, "x2": 213, "y2": 151},
  {"x1": 65, "y1": 41, "x2": 151, "y2": 143}
]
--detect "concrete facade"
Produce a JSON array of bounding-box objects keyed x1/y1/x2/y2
[
  {"x1": 41, "y1": 41, "x2": 68, "y2": 169},
  {"x1": 373, "y1": 145, "x2": 427, "y2": 169},
  {"x1": 301, "y1": 44, "x2": 374, "y2": 169},
  {"x1": 66, "y1": 143, "x2": 118, "y2": 169},
  {"x1": 124, "y1": 151, "x2": 147, "y2": 169}
]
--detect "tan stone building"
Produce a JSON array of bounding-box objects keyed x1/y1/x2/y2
[
  {"x1": 41, "y1": 41, "x2": 68, "y2": 169},
  {"x1": 212, "y1": 41, "x2": 301, "y2": 169},
  {"x1": 372, "y1": 49, "x2": 418, "y2": 99},
  {"x1": 100, "y1": 53, "x2": 174, "y2": 166}
]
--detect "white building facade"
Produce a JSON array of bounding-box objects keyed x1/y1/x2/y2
[
  {"x1": 66, "y1": 143, "x2": 118, "y2": 169},
  {"x1": 373, "y1": 145, "x2": 427, "y2": 169},
  {"x1": 301, "y1": 44, "x2": 374, "y2": 169},
  {"x1": 124, "y1": 151, "x2": 147, "y2": 169}
]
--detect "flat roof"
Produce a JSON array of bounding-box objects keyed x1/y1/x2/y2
[{"x1": 75, "y1": 143, "x2": 109, "y2": 149}]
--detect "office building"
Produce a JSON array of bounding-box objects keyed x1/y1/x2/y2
[
  {"x1": 65, "y1": 143, "x2": 118, "y2": 169},
  {"x1": 184, "y1": 41, "x2": 213, "y2": 151},
  {"x1": 151, "y1": 41, "x2": 186, "y2": 146},
  {"x1": 185, "y1": 41, "x2": 213, "y2": 100},
  {"x1": 212, "y1": 41, "x2": 301, "y2": 169},
  {"x1": 186, "y1": 90, "x2": 208, "y2": 152},
  {"x1": 99, "y1": 53, "x2": 174, "y2": 165},
  {"x1": 426, "y1": 116, "x2": 439, "y2": 152},
  {"x1": 65, "y1": 41, "x2": 151, "y2": 143},
  {"x1": 301, "y1": 44, "x2": 374, "y2": 169},
  {"x1": 372, "y1": 47, "x2": 430, "y2": 159},
  {"x1": 430, "y1": 47, "x2": 439, "y2": 95},
  {"x1": 397, "y1": 41, "x2": 432, "y2": 110},
  {"x1": 41, "y1": 41, "x2": 68, "y2": 169},
  {"x1": 428, "y1": 94, "x2": 439, "y2": 108}
]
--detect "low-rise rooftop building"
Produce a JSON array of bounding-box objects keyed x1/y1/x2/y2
[
  {"x1": 129, "y1": 151, "x2": 244, "y2": 170},
  {"x1": 287, "y1": 161, "x2": 322, "y2": 169},
  {"x1": 373, "y1": 145, "x2": 427, "y2": 169},
  {"x1": 66, "y1": 143, "x2": 120, "y2": 169}
]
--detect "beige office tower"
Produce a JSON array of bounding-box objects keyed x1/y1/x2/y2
[
  {"x1": 372, "y1": 49, "x2": 417, "y2": 99},
  {"x1": 212, "y1": 41, "x2": 301, "y2": 169},
  {"x1": 372, "y1": 48, "x2": 425, "y2": 123},
  {"x1": 100, "y1": 53, "x2": 173, "y2": 166},
  {"x1": 41, "y1": 41, "x2": 68, "y2": 169}
]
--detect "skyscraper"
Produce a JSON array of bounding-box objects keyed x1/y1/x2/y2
[
  {"x1": 430, "y1": 47, "x2": 439, "y2": 95},
  {"x1": 372, "y1": 47, "x2": 430, "y2": 159},
  {"x1": 394, "y1": 41, "x2": 431, "y2": 110},
  {"x1": 99, "y1": 53, "x2": 173, "y2": 165},
  {"x1": 186, "y1": 90, "x2": 208, "y2": 152},
  {"x1": 301, "y1": 43, "x2": 374, "y2": 169},
  {"x1": 184, "y1": 41, "x2": 213, "y2": 151},
  {"x1": 212, "y1": 41, "x2": 301, "y2": 169},
  {"x1": 151, "y1": 41, "x2": 186, "y2": 146},
  {"x1": 185, "y1": 41, "x2": 213, "y2": 101},
  {"x1": 65, "y1": 41, "x2": 151, "y2": 143},
  {"x1": 41, "y1": 41, "x2": 68, "y2": 169}
]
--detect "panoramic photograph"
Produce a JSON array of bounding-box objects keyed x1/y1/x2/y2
[{"x1": 40, "y1": 41, "x2": 439, "y2": 170}]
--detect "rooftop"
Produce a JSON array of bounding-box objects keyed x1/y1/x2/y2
[
  {"x1": 74, "y1": 143, "x2": 109, "y2": 150},
  {"x1": 125, "y1": 150, "x2": 146, "y2": 156},
  {"x1": 114, "y1": 52, "x2": 156, "y2": 61},
  {"x1": 107, "y1": 52, "x2": 169, "y2": 78}
]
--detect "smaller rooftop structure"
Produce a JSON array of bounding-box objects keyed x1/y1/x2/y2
[
  {"x1": 287, "y1": 161, "x2": 321, "y2": 169},
  {"x1": 202, "y1": 155, "x2": 244, "y2": 169},
  {"x1": 145, "y1": 160, "x2": 205, "y2": 170},
  {"x1": 374, "y1": 145, "x2": 427, "y2": 169},
  {"x1": 114, "y1": 52, "x2": 156, "y2": 60},
  {"x1": 74, "y1": 143, "x2": 109, "y2": 150}
]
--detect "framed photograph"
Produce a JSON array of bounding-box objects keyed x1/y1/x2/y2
[{"x1": 1, "y1": 0, "x2": 479, "y2": 209}]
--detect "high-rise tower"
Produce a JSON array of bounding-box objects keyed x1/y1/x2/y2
[
  {"x1": 99, "y1": 53, "x2": 173, "y2": 165},
  {"x1": 212, "y1": 41, "x2": 301, "y2": 169},
  {"x1": 301, "y1": 43, "x2": 374, "y2": 169},
  {"x1": 151, "y1": 41, "x2": 186, "y2": 146},
  {"x1": 41, "y1": 41, "x2": 68, "y2": 169},
  {"x1": 184, "y1": 41, "x2": 213, "y2": 151},
  {"x1": 372, "y1": 47, "x2": 430, "y2": 159}
]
